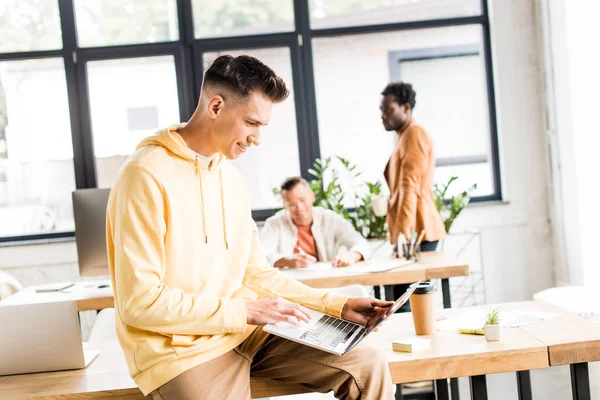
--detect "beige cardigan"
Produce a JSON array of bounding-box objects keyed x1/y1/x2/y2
[{"x1": 259, "y1": 207, "x2": 372, "y2": 266}]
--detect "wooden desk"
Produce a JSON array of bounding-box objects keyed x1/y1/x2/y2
[
  {"x1": 0, "y1": 281, "x2": 114, "y2": 312},
  {"x1": 0, "y1": 252, "x2": 468, "y2": 313},
  {"x1": 503, "y1": 301, "x2": 600, "y2": 400},
  {"x1": 283, "y1": 251, "x2": 467, "y2": 288},
  {"x1": 1, "y1": 302, "x2": 565, "y2": 400}
]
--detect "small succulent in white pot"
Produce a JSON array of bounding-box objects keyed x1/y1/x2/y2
[{"x1": 483, "y1": 308, "x2": 501, "y2": 341}]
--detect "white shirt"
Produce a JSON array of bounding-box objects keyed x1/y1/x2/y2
[
  {"x1": 195, "y1": 152, "x2": 214, "y2": 167},
  {"x1": 259, "y1": 207, "x2": 372, "y2": 266}
]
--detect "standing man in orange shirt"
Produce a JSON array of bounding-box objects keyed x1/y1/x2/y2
[{"x1": 380, "y1": 82, "x2": 446, "y2": 308}]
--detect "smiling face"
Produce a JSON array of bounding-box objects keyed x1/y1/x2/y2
[
  {"x1": 206, "y1": 91, "x2": 273, "y2": 159},
  {"x1": 282, "y1": 182, "x2": 315, "y2": 227}
]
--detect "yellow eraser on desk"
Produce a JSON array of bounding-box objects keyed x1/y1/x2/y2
[
  {"x1": 458, "y1": 328, "x2": 484, "y2": 335},
  {"x1": 392, "y1": 337, "x2": 431, "y2": 353}
]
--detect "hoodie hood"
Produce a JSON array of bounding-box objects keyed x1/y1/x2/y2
[
  {"x1": 136, "y1": 124, "x2": 229, "y2": 248},
  {"x1": 136, "y1": 124, "x2": 225, "y2": 171}
]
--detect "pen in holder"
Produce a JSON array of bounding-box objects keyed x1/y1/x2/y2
[{"x1": 402, "y1": 242, "x2": 421, "y2": 261}]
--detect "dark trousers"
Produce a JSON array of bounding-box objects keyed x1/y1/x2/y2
[{"x1": 383, "y1": 240, "x2": 439, "y2": 313}]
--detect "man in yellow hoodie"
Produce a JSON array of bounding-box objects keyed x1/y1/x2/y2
[{"x1": 107, "y1": 55, "x2": 395, "y2": 399}]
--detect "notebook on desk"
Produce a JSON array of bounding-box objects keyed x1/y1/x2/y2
[
  {"x1": 0, "y1": 301, "x2": 99, "y2": 376},
  {"x1": 292, "y1": 258, "x2": 415, "y2": 273}
]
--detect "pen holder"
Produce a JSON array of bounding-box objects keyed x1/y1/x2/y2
[{"x1": 402, "y1": 243, "x2": 421, "y2": 261}]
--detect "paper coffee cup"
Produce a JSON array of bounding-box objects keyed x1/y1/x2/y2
[
  {"x1": 409, "y1": 282, "x2": 437, "y2": 335},
  {"x1": 371, "y1": 195, "x2": 389, "y2": 217}
]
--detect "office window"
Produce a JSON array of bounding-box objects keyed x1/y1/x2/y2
[
  {"x1": 127, "y1": 106, "x2": 159, "y2": 131},
  {"x1": 309, "y1": 0, "x2": 481, "y2": 30},
  {"x1": 73, "y1": 0, "x2": 179, "y2": 47},
  {"x1": 312, "y1": 25, "x2": 495, "y2": 199},
  {"x1": 192, "y1": 0, "x2": 294, "y2": 39},
  {"x1": 204, "y1": 47, "x2": 300, "y2": 210},
  {"x1": 87, "y1": 56, "x2": 180, "y2": 188},
  {"x1": 392, "y1": 45, "x2": 493, "y2": 197},
  {"x1": 0, "y1": 0, "x2": 62, "y2": 53},
  {"x1": 0, "y1": 58, "x2": 76, "y2": 237}
]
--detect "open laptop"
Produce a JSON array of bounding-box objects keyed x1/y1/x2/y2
[
  {"x1": 264, "y1": 281, "x2": 422, "y2": 356},
  {"x1": 0, "y1": 301, "x2": 99, "y2": 376}
]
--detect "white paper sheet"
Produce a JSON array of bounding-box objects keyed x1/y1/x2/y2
[{"x1": 437, "y1": 310, "x2": 559, "y2": 331}]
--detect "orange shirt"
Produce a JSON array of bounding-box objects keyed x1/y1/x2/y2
[{"x1": 293, "y1": 225, "x2": 319, "y2": 260}]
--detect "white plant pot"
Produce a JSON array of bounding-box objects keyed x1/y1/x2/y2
[{"x1": 484, "y1": 324, "x2": 502, "y2": 341}]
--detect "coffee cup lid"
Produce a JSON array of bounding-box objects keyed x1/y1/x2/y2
[{"x1": 412, "y1": 281, "x2": 436, "y2": 294}]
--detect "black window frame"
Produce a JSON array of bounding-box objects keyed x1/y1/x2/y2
[{"x1": 0, "y1": 0, "x2": 500, "y2": 243}]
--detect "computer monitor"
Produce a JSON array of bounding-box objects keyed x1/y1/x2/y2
[{"x1": 72, "y1": 188, "x2": 110, "y2": 277}]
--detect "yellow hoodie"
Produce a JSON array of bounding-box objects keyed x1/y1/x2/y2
[{"x1": 106, "y1": 125, "x2": 349, "y2": 395}]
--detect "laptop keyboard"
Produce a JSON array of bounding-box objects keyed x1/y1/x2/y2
[{"x1": 299, "y1": 315, "x2": 361, "y2": 350}]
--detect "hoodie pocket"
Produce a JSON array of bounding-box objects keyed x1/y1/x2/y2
[
  {"x1": 133, "y1": 335, "x2": 176, "y2": 372},
  {"x1": 171, "y1": 333, "x2": 199, "y2": 356}
]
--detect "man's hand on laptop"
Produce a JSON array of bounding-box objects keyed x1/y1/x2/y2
[
  {"x1": 341, "y1": 297, "x2": 394, "y2": 326},
  {"x1": 245, "y1": 297, "x2": 312, "y2": 326}
]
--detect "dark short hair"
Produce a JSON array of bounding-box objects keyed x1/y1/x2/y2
[
  {"x1": 203, "y1": 55, "x2": 289, "y2": 103},
  {"x1": 381, "y1": 82, "x2": 416, "y2": 110},
  {"x1": 280, "y1": 176, "x2": 309, "y2": 192}
]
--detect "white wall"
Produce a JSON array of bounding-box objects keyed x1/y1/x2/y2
[
  {"x1": 445, "y1": 0, "x2": 554, "y2": 302},
  {"x1": 537, "y1": 0, "x2": 600, "y2": 287},
  {"x1": 0, "y1": 0, "x2": 555, "y2": 302}
]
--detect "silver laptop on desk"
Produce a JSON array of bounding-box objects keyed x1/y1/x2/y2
[
  {"x1": 0, "y1": 301, "x2": 99, "y2": 376},
  {"x1": 264, "y1": 281, "x2": 421, "y2": 356}
]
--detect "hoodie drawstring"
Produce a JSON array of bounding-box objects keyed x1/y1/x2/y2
[
  {"x1": 219, "y1": 169, "x2": 229, "y2": 250},
  {"x1": 197, "y1": 156, "x2": 228, "y2": 250},
  {"x1": 196, "y1": 158, "x2": 208, "y2": 244}
]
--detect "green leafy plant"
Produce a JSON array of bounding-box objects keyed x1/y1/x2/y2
[
  {"x1": 434, "y1": 176, "x2": 477, "y2": 233},
  {"x1": 484, "y1": 308, "x2": 500, "y2": 325},
  {"x1": 310, "y1": 157, "x2": 387, "y2": 239},
  {"x1": 272, "y1": 156, "x2": 387, "y2": 239}
]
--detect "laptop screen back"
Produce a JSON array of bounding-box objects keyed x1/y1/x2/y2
[{"x1": 365, "y1": 281, "x2": 421, "y2": 333}]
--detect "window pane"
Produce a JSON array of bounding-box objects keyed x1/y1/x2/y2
[
  {"x1": 435, "y1": 163, "x2": 493, "y2": 198},
  {"x1": 74, "y1": 0, "x2": 179, "y2": 47},
  {"x1": 309, "y1": 0, "x2": 481, "y2": 30},
  {"x1": 87, "y1": 56, "x2": 180, "y2": 188},
  {"x1": 0, "y1": 0, "x2": 62, "y2": 52},
  {"x1": 203, "y1": 48, "x2": 300, "y2": 209},
  {"x1": 312, "y1": 25, "x2": 496, "y2": 199},
  {"x1": 0, "y1": 58, "x2": 75, "y2": 237},
  {"x1": 398, "y1": 53, "x2": 489, "y2": 159},
  {"x1": 193, "y1": 0, "x2": 294, "y2": 39}
]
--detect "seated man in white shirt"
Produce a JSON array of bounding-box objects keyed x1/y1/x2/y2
[{"x1": 260, "y1": 176, "x2": 371, "y2": 268}]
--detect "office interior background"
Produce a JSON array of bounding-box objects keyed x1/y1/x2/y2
[{"x1": 0, "y1": 0, "x2": 599, "y2": 398}]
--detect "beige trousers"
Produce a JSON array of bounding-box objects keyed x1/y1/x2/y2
[{"x1": 151, "y1": 327, "x2": 394, "y2": 400}]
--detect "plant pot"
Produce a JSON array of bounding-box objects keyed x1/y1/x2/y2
[{"x1": 484, "y1": 324, "x2": 502, "y2": 341}]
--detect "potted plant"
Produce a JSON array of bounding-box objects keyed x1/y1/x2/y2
[
  {"x1": 483, "y1": 308, "x2": 501, "y2": 341},
  {"x1": 434, "y1": 176, "x2": 477, "y2": 233},
  {"x1": 274, "y1": 156, "x2": 388, "y2": 240}
]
